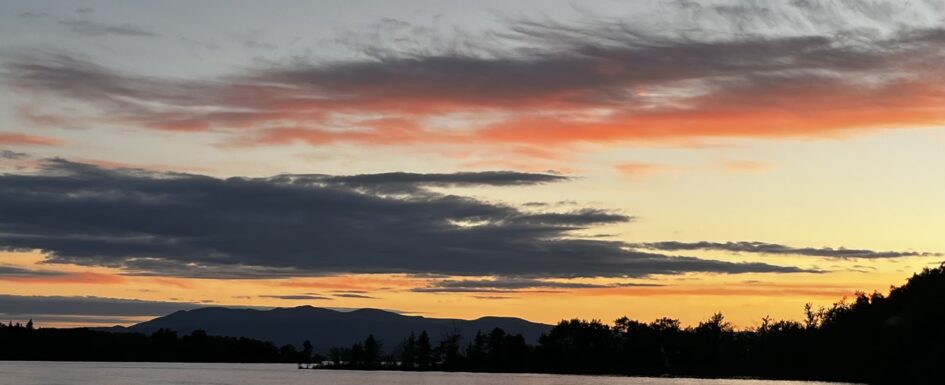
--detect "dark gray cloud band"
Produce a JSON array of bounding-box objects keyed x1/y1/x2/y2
[
  {"x1": 633, "y1": 241, "x2": 940, "y2": 259},
  {"x1": 259, "y1": 295, "x2": 332, "y2": 301},
  {"x1": 332, "y1": 293, "x2": 377, "y2": 299},
  {"x1": 0, "y1": 294, "x2": 206, "y2": 318},
  {"x1": 272, "y1": 171, "x2": 569, "y2": 194},
  {"x1": 0, "y1": 265, "x2": 66, "y2": 278},
  {"x1": 413, "y1": 277, "x2": 609, "y2": 293},
  {"x1": 1, "y1": 150, "x2": 28, "y2": 160},
  {"x1": 0, "y1": 159, "x2": 807, "y2": 279},
  {"x1": 412, "y1": 277, "x2": 666, "y2": 293}
]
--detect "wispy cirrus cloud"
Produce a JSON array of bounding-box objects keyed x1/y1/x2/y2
[
  {"x1": 59, "y1": 19, "x2": 159, "y2": 37},
  {"x1": 4, "y1": 1, "x2": 943, "y2": 157}
]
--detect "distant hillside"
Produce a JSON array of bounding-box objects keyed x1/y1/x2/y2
[{"x1": 114, "y1": 306, "x2": 551, "y2": 351}]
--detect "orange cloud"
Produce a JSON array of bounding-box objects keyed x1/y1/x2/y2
[
  {"x1": 616, "y1": 162, "x2": 677, "y2": 177},
  {"x1": 616, "y1": 160, "x2": 771, "y2": 178},
  {"x1": 0, "y1": 132, "x2": 62, "y2": 146},
  {"x1": 8, "y1": 30, "x2": 945, "y2": 157},
  {"x1": 140, "y1": 277, "x2": 198, "y2": 289},
  {"x1": 204, "y1": 74, "x2": 945, "y2": 158},
  {"x1": 477, "y1": 79, "x2": 945, "y2": 146},
  {"x1": 75, "y1": 158, "x2": 212, "y2": 174}
]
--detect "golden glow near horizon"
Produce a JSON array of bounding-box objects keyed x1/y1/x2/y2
[
  {"x1": 1, "y1": 1, "x2": 944, "y2": 330},
  {"x1": 2, "y1": 249, "x2": 941, "y2": 329}
]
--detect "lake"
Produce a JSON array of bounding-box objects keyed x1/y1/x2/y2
[{"x1": 0, "y1": 361, "x2": 855, "y2": 385}]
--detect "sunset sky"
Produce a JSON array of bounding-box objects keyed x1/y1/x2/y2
[{"x1": 1, "y1": 0, "x2": 943, "y2": 330}]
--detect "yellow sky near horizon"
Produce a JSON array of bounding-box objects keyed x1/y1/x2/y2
[{"x1": 3, "y1": 249, "x2": 940, "y2": 329}]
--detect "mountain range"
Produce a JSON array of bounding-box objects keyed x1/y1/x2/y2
[{"x1": 107, "y1": 306, "x2": 552, "y2": 352}]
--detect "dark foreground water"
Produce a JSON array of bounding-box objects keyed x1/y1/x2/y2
[{"x1": 0, "y1": 361, "x2": 855, "y2": 385}]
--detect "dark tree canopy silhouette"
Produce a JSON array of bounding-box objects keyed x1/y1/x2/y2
[
  {"x1": 398, "y1": 332, "x2": 416, "y2": 368},
  {"x1": 297, "y1": 340, "x2": 313, "y2": 368},
  {"x1": 415, "y1": 330, "x2": 432, "y2": 369},
  {"x1": 0, "y1": 326, "x2": 310, "y2": 363},
  {"x1": 310, "y1": 265, "x2": 945, "y2": 384}
]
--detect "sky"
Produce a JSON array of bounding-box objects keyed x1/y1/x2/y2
[{"x1": 0, "y1": 0, "x2": 943, "y2": 329}]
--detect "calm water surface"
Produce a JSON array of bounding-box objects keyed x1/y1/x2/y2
[{"x1": 0, "y1": 361, "x2": 854, "y2": 385}]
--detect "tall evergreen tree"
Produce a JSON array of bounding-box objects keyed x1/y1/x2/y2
[
  {"x1": 416, "y1": 330, "x2": 432, "y2": 368},
  {"x1": 363, "y1": 334, "x2": 381, "y2": 366},
  {"x1": 300, "y1": 340, "x2": 313, "y2": 367},
  {"x1": 436, "y1": 332, "x2": 463, "y2": 369},
  {"x1": 399, "y1": 332, "x2": 416, "y2": 368},
  {"x1": 466, "y1": 330, "x2": 487, "y2": 369}
]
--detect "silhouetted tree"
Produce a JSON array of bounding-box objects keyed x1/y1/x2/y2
[
  {"x1": 465, "y1": 330, "x2": 488, "y2": 370},
  {"x1": 362, "y1": 334, "x2": 381, "y2": 366},
  {"x1": 299, "y1": 340, "x2": 313, "y2": 368},
  {"x1": 803, "y1": 303, "x2": 820, "y2": 329},
  {"x1": 537, "y1": 319, "x2": 617, "y2": 373},
  {"x1": 415, "y1": 330, "x2": 432, "y2": 368},
  {"x1": 0, "y1": 326, "x2": 298, "y2": 363},
  {"x1": 399, "y1": 332, "x2": 416, "y2": 368},
  {"x1": 435, "y1": 331, "x2": 463, "y2": 369},
  {"x1": 280, "y1": 344, "x2": 299, "y2": 363},
  {"x1": 349, "y1": 342, "x2": 364, "y2": 366},
  {"x1": 328, "y1": 347, "x2": 346, "y2": 365}
]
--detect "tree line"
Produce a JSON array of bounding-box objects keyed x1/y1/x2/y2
[
  {"x1": 2, "y1": 264, "x2": 942, "y2": 384},
  {"x1": 0, "y1": 325, "x2": 311, "y2": 363},
  {"x1": 315, "y1": 264, "x2": 945, "y2": 384}
]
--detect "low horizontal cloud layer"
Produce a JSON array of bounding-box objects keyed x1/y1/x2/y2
[
  {"x1": 0, "y1": 159, "x2": 808, "y2": 279},
  {"x1": 278, "y1": 171, "x2": 569, "y2": 194},
  {"x1": 4, "y1": 1, "x2": 944, "y2": 155},
  {"x1": 0, "y1": 265, "x2": 66, "y2": 278},
  {"x1": 259, "y1": 295, "x2": 331, "y2": 301},
  {"x1": 634, "y1": 241, "x2": 940, "y2": 259},
  {"x1": 413, "y1": 277, "x2": 667, "y2": 293},
  {"x1": 332, "y1": 293, "x2": 377, "y2": 299},
  {"x1": 0, "y1": 132, "x2": 61, "y2": 146},
  {"x1": 1, "y1": 150, "x2": 28, "y2": 159},
  {"x1": 59, "y1": 19, "x2": 158, "y2": 37},
  {"x1": 414, "y1": 277, "x2": 612, "y2": 293},
  {"x1": 0, "y1": 294, "x2": 207, "y2": 318}
]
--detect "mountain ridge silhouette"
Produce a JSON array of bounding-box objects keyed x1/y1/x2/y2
[{"x1": 104, "y1": 305, "x2": 551, "y2": 352}]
